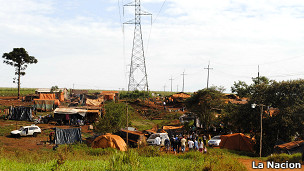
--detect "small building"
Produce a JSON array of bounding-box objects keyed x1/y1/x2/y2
[
  {"x1": 36, "y1": 88, "x2": 69, "y2": 101},
  {"x1": 101, "y1": 91, "x2": 119, "y2": 102}
]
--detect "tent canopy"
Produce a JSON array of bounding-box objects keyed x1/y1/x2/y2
[
  {"x1": 54, "y1": 108, "x2": 87, "y2": 117},
  {"x1": 274, "y1": 140, "x2": 304, "y2": 154},
  {"x1": 219, "y1": 133, "x2": 255, "y2": 153},
  {"x1": 91, "y1": 134, "x2": 127, "y2": 151}
]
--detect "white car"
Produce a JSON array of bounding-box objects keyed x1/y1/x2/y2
[
  {"x1": 147, "y1": 133, "x2": 169, "y2": 146},
  {"x1": 11, "y1": 125, "x2": 41, "y2": 137},
  {"x1": 208, "y1": 135, "x2": 221, "y2": 147}
]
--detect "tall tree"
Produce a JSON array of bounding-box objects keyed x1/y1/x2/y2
[
  {"x1": 186, "y1": 87, "x2": 225, "y2": 130},
  {"x1": 2, "y1": 48, "x2": 38, "y2": 99}
]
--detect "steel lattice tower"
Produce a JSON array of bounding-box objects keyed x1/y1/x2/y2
[{"x1": 124, "y1": 0, "x2": 151, "y2": 91}]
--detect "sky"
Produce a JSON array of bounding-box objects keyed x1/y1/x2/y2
[{"x1": 1, "y1": 0, "x2": 304, "y2": 93}]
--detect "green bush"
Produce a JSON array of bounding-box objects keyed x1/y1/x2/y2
[
  {"x1": 138, "y1": 146, "x2": 161, "y2": 157},
  {"x1": 267, "y1": 153, "x2": 302, "y2": 163}
]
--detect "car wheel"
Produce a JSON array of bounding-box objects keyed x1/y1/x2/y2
[{"x1": 33, "y1": 133, "x2": 38, "y2": 137}]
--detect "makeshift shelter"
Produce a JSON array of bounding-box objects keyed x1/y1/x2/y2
[
  {"x1": 54, "y1": 108, "x2": 100, "y2": 125},
  {"x1": 274, "y1": 140, "x2": 304, "y2": 155},
  {"x1": 8, "y1": 106, "x2": 33, "y2": 121},
  {"x1": 115, "y1": 130, "x2": 146, "y2": 147},
  {"x1": 85, "y1": 98, "x2": 103, "y2": 106},
  {"x1": 91, "y1": 134, "x2": 127, "y2": 151},
  {"x1": 219, "y1": 133, "x2": 254, "y2": 153},
  {"x1": 167, "y1": 92, "x2": 191, "y2": 104},
  {"x1": 39, "y1": 93, "x2": 55, "y2": 99},
  {"x1": 55, "y1": 128, "x2": 82, "y2": 145},
  {"x1": 54, "y1": 108, "x2": 86, "y2": 125},
  {"x1": 100, "y1": 91, "x2": 119, "y2": 102},
  {"x1": 36, "y1": 88, "x2": 68, "y2": 101},
  {"x1": 34, "y1": 99, "x2": 57, "y2": 112}
]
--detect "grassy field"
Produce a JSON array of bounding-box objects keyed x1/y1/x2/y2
[
  {"x1": 0, "y1": 144, "x2": 248, "y2": 171},
  {"x1": 0, "y1": 88, "x2": 36, "y2": 96}
]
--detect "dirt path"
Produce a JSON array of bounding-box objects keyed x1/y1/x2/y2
[{"x1": 238, "y1": 158, "x2": 303, "y2": 171}]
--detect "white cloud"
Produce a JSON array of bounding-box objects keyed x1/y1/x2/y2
[{"x1": 1, "y1": 0, "x2": 304, "y2": 92}]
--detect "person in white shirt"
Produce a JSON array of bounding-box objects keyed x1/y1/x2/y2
[
  {"x1": 155, "y1": 136, "x2": 161, "y2": 146},
  {"x1": 188, "y1": 139, "x2": 194, "y2": 151}
]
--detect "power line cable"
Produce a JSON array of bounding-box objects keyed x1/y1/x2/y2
[{"x1": 145, "y1": 0, "x2": 167, "y2": 56}]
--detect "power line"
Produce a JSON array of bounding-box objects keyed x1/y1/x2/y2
[{"x1": 145, "y1": 0, "x2": 167, "y2": 56}]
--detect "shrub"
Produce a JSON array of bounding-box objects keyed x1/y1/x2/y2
[
  {"x1": 267, "y1": 153, "x2": 302, "y2": 163},
  {"x1": 138, "y1": 146, "x2": 161, "y2": 157}
]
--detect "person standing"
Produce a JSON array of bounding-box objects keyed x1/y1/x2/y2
[
  {"x1": 170, "y1": 136, "x2": 175, "y2": 151},
  {"x1": 164, "y1": 138, "x2": 170, "y2": 152},
  {"x1": 155, "y1": 136, "x2": 161, "y2": 146},
  {"x1": 203, "y1": 135, "x2": 207, "y2": 146},
  {"x1": 194, "y1": 138, "x2": 199, "y2": 151},
  {"x1": 176, "y1": 136, "x2": 181, "y2": 153},
  {"x1": 181, "y1": 137, "x2": 187, "y2": 153},
  {"x1": 188, "y1": 139, "x2": 194, "y2": 151},
  {"x1": 199, "y1": 139, "x2": 204, "y2": 153}
]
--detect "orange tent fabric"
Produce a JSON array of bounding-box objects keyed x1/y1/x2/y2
[
  {"x1": 39, "y1": 93, "x2": 55, "y2": 100},
  {"x1": 59, "y1": 92, "x2": 64, "y2": 102},
  {"x1": 219, "y1": 133, "x2": 254, "y2": 152},
  {"x1": 91, "y1": 134, "x2": 127, "y2": 151}
]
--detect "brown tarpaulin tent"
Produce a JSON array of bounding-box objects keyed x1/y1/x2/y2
[
  {"x1": 274, "y1": 140, "x2": 304, "y2": 154},
  {"x1": 91, "y1": 134, "x2": 127, "y2": 151},
  {"x1": 219, "y1": 133, "x2": 254, "y2": 152}
]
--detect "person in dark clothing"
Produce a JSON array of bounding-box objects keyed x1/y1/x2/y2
[
  {"x1": 177, "y1": 136, "x2": 181, "y2": 153},
  {"x1": 170, "y1": 136, "x2": 175, "y2": 151},
  {"x1": 164, "y1": 138, "x2": 170, "y2": 152}
]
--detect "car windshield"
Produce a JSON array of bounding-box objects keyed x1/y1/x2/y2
[
  {"x1": 18, "y1": 127, "x2": 24, "y2": 131},
  {"x1": 149, "y1": 134, "x2": 160, "y2": 139},
  {"x1": 212, "y1": 136, "x2": 221, "y2": 140}
]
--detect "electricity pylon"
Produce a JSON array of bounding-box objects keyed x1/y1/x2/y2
[{"x1": 124, "y1": 0, "x2": 151, "y2": 91}]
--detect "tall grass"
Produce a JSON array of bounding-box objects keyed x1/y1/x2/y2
[
  {"x1": 266, "y1": 153, "x2": 302, "y2": 163},
  {"x1": 0, "y1": 144, "x2": 248, "y2": 171}
]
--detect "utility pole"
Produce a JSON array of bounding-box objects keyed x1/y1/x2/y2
[
  {"x1": 169, "y1": 76, "x2": 174, "y2": 92},
  {"x1": 181, "y1": 71, "x2": 187, "y2": 92},
  {"x1": 177, "y1": 85, "x2": 179, "y2": 92},
  {"x1": 258, "y1": 65, "x2": 260, "y2": 84},
  {"x1": 163, "y1": 85, "x2": 166, "y2": 92},
  {"x1": 126, "y1": 104, "x2": 129, "y2": 146},
  {"x1": 204, "y1": 62, "x2": 213, "y2": 89},
  {"x1": 124, "y1": 0, "x2": 152, "y2": 92}
]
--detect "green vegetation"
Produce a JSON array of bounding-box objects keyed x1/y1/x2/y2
[
  {"x1": 186, "y1": 87, "x2": 225, "y2": 130},
  {"x1": 120, "y1": 90, "x2": 152, "y2": 99},
  {"x1": 2, "y1": 48, "x2": 38, "y2": 98},
  {"x1": 226, "y1": 77, "x2": 304, "y2": 156},
  {"x1": 0, "y1": 144, "x2": 248, "y2": 171},
  {"x1": 0, "y1": 87, "x2": 35, "y2": 96},
  {"x1": 266, "y1": 153, "x2": 302, "y2": 163},
  {"x1": 94, "y1": 102, "x2": 133, "y2": 134}
]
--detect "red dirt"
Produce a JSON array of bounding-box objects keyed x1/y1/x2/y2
[{"x1": 0, "y1": 96, "x2": 32, "y2": 106}]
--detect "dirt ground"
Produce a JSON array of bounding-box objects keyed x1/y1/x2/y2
[
  {"x1": 0, "y1": 120, "x2": 94, "y2": 151},
  {"x1": 0, "y1": 96, "x2": 32, "y2": 107}
]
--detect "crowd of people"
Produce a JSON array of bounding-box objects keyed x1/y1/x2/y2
[{"x1": 164, "y1": 134, "x2": 209, "y2": 154}]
